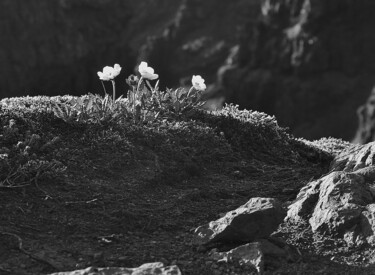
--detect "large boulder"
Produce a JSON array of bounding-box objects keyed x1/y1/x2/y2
[
  {"x1": 287, "y1": 142, "x2": 375, "y2": 246},
  {"x1": 286, "y1": 171, "x2": 373, "y2": 234},
  {"x1": 216, "y1": 0, "x2": 375, "y2": 140},
  {"x1": 194, "y1": 197, "x2": 286, "y2": 245},
  {"x1": 309, "y1": 172, "x2": 372, "y2": 234}
]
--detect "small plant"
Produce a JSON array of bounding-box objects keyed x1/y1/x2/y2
[
  {"x1": 53, "y1": 93, "x2": 129, "y2": 124},
  {"x1": 0, "y1": 158, "x2": 66, "y2": 188},
  {"x1": 97, "y1": 64, "x2": 122, "y2": 101},
  {"x1": 0, "y1": 118, "x2": 67, "y2": 188},
  {"x1": 52, "y1": 61, "x2": 207, "y2": 124}
]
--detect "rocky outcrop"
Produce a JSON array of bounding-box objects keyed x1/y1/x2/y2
[
  {"x1": 286, "y1": 142, "x2": 375, "y2": 246},
  {"x1": 48, "y1": 262, "x2": 181, "y2": 275},
  {"x1": 194, "y1": 197, "x2": 286, "y2": 246},
  {"x1": 353, "y1": 87, "x2": 375, "y2": 144},
  {"x1": 217, "y1": 0, "x2": 375, "y2": 140}
]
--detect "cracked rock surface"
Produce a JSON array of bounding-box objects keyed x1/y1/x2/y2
[{"x1": 287, "y1": 142, "x2": 375, "y2": 246}]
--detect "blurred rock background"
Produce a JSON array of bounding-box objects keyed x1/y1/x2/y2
[{"x1": 1, "y1": 0, "x2": 375, "y2": 142}]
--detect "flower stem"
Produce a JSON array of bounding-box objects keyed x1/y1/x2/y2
[
  {"x1": 101, "y1": 81, "x2": 107, "y2": 96},
  {"x1": 134, "y1": 77, "x2": 143, "y2": 120},
  {"x1": 145, "y1": 80, "x2": 153, "y2": 92},
  {"x1": 187, "y1": 86, "x2": 194, "y2": 97},
  {"x1": 111, "y1": 80, "x2": 116, "y2": 102},
  {"x1": 132, "y1": 87, "x2": 136, "y2": 114},
  {"x1": 136, "y1": 77, "x2": 143, "y2": 93}
]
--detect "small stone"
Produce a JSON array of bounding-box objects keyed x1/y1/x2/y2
[{"x1": 194, "y1": 197, "x2": 286, "y2": 245}]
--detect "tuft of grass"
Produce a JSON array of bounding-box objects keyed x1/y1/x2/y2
[{"x1": 297, "y1": 137, "x2": 351, "y2": 157}]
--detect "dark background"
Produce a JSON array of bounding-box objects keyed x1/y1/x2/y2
[{"x1": 1, "y1": 0, "x2": 375, "y2": 141}]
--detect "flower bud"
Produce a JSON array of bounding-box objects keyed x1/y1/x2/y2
[{"x1": 126, "y1": 74, "x2": 139, "y2": 87}]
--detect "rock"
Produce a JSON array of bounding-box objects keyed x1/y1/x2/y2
[
  {"x1": 286, "y1": 140, "x2": 375, "y2": 247},
  {"x1": 353, "y1": 87, "x2": 375, "y2": 144},
  {"x1": 285, "y1": 178, "x2": 322, "y2": 223},
  {"x1": 309, "y1": 172, "x2": 372, "y2": 234},
  {"x1": 210, "y1": 238, "x2": 301, "y2": 273},
  {"x1": 287, "y1": 171, "x2": 373, "y2": 235},
  {"x1": 215, "y1": 0, "x2": 375, "y2": 140},
  {"x1": 194, "y1": 197, "x2": 286, "y2": 245},
  {"x1": 210, "y1": 242, "x2": 263, "y2": 273},
  {"x1": 48, "y1": 262, "x2": 181, "y2": 275},
  {"x1": 330, "y1": 142, "x2": 375, "y2": 173},
  {"x1": 360, "y1": 204, "x2": 375, "y2": 245}
]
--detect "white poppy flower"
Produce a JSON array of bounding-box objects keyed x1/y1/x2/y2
[
  {"x1": 112, "y1": 64, "x2": 121, "y2": 77},
  {"x1": 192, "y1": 75, "x2": 206, "y2": 91},
  {"x1": 97, "y1": 64, "x2": 122, "y2": 81},
  {"x1": 138, "y1": 62, "x2": 159, "y2": 80}
]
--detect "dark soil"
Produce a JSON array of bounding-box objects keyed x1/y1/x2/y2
[{"x1": 1, "y1": 155, "x2": 374, "y2": 275}]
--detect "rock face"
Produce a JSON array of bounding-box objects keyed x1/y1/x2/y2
[
  {"x1": 353, "y1": 87, "x2": 375, "y2": 144},
  {"x1": 216, "y1": 0, "x2": 375, "y2": 140},
  {"x1": 194, "y1": 197, "x2": 286, "y2": 245},
  {"x1": 286, "y1": 142, "x2": 375, "y2": 246},
  {"x1": 48, "y1": 262, "x2": 181, "y2": 275}
]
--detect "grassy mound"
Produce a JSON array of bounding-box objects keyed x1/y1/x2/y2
[{"x1": 0, "y1": 96, "x2": 338, "y2": 188}]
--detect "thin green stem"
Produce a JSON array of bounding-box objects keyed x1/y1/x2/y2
[
  {"x1": 187, "y1": 86, "x2": 194, "y2": 98},
  {"x1": 101, "y1": 81, "x2": 108, "y2": 96},
  {"x1": 145, "y1": 80, "x2": 153, "y2": 92},
  {"x1": 132, "y1": 86, "x2": 136, "y2": 114},
  {"x1": 134, "y1": 77, "x2": 143, "y2": 122},
  {"x1": 136, "y1": 77, "x2": 143, "y2": 93},
  {"x1": 111, "y1": 80, "x2": 116, "y2": 102}
]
